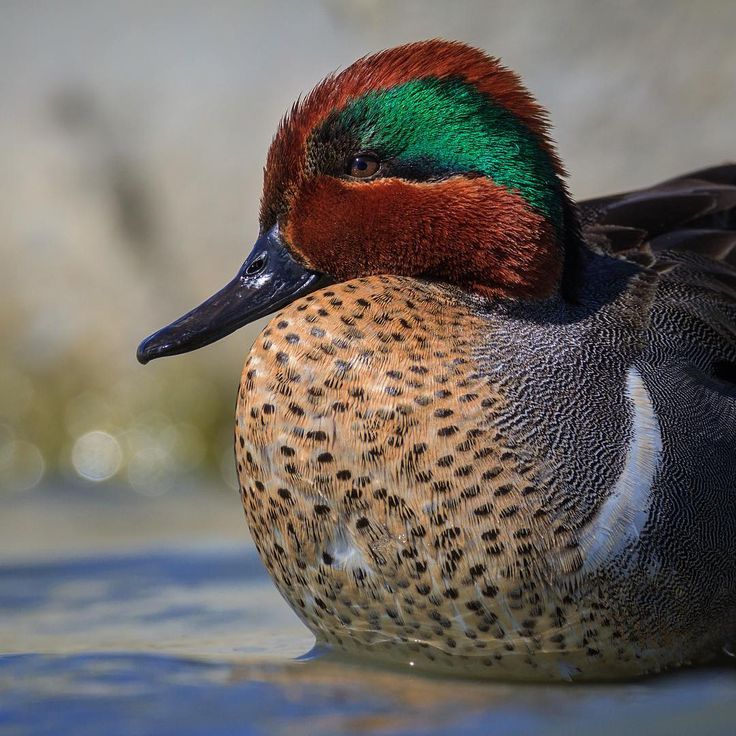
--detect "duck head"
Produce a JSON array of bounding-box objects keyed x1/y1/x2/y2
[{"x1": 138, "y1": 39, "x2": 579, "y2": 364}]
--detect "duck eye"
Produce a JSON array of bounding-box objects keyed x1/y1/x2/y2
[{"x1": 348, "y1": 154, "x2": 380, "y2": 179}]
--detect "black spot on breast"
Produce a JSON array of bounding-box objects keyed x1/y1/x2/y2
[
  {"x1": 453, "y1": 464, "x2": 473, "y2": 478},
  {"x1": 480, "y1": 466, "x2": 503, "y2": 483},
  {"x1": 474, "y1": 504, "x2": 493, "y2": 517},
  {"x1": 460, "y1": 484, "x2": 480, "y2": 499},
  {"x1": 500, "y1": 505, "x2": 520, "y2": 519}
]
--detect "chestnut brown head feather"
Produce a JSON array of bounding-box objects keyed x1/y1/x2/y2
[{"x1": 260, "y1": 39, "x2": 580, "y2": 300}]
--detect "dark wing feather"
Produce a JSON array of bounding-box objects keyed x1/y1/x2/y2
[
  {"x1": 579, "y1": 164, "x2": 736, "y2": 367},
  {"x1": 578, "y1": 163, "x2": 736, "y2": 267},
  {"x1": 649, "y1": 229, "x2": 736, "y2": 260}
]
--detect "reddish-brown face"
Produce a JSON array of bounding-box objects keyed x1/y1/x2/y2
[
  {"x1": 260, "y1": 40, "x2": 574, "y2": 301},
  {"x1": 285, "y1": 175, "x2": 557, "y2": 299}
]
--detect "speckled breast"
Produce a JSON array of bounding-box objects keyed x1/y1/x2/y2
[{"x1": 235, "y1": 276, "x2": 640, "y2": 680}]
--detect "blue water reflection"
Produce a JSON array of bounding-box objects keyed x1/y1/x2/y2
[{"x1": 1, "y1": 544, "x2": 734, "y2": 736}]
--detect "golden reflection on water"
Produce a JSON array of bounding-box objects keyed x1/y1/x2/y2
[
  {"x1": 230, "y1": 654, "x2": 509, "y2": 719},
  {"x1": 226, "y1": 653, "x2": 736, "y2": 736}
]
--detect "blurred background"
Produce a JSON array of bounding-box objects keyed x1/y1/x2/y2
[
  {"x1": 2, "y1": 5, "x2": 736, "y2": 733},
  {"x1": 1, "y1": 0, "x2": 735, "y2": 553}
]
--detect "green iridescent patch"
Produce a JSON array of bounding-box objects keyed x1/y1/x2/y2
[{"x1": 332, "y1": 77, "x2": 564, "y2": 228}]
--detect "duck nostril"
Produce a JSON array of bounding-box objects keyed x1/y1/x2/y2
[{"x1": 245, "y1": 254, "x2": 267, "y2": 276}]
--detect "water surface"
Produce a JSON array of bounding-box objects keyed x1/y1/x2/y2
[{"x1": 1, "y1": 486, "x2": 734, "y2": 735}]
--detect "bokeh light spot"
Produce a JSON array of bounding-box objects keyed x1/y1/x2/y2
[
  {"x1": 127, "y1": 446, "x2": 174, "y2": 497},
  {"x1": 0, "y1": 440, "x2": 45, "y2": 493},
  {"x1": 71, "y1": 430, "x2": 123, "y2": 482}
]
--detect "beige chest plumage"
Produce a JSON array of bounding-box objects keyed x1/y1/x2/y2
[{"x1": 235, "y1": 276, "x2": 671, "y2": 679}]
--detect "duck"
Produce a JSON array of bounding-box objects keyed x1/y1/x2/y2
[{"x1": 137, "y1": 40, "x2": 736, "y2": 681}]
